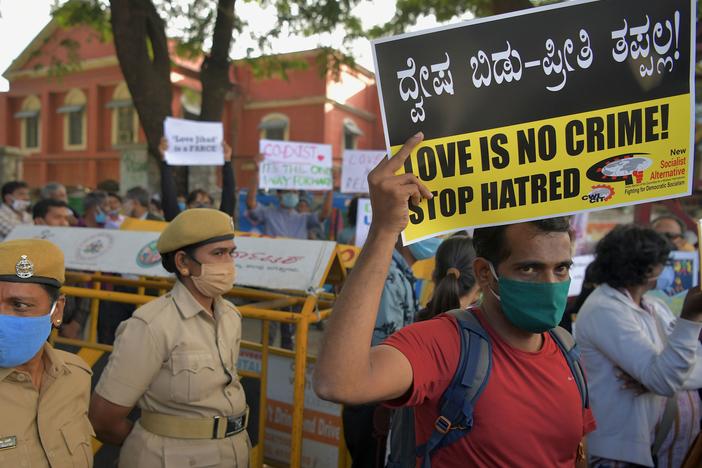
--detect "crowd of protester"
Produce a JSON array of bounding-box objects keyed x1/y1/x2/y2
[{"x1": 3, "y1": 134, "x2": 702, "y2": 467}]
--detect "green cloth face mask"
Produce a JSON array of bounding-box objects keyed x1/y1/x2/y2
[{"x1": 488, "y1": 263, "x2": 570, "y2": 333}]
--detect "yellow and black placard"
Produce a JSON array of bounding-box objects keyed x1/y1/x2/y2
[{"x1": 372, "y1": 0, "x2": 694, "y2": 243}]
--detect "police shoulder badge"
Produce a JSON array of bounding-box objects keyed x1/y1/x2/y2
[{"x1": 15, "y1": 255, "x2": 34, "y2": 279}]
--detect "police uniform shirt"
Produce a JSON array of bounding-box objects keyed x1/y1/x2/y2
[
  {"x1": 95, "y1": 280, "x2": 248, "y2": 467},
  {"x1": 0, "y1": 343, "x2": 94, "y2": 468}
]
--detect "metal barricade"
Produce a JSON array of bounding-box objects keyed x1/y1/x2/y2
[{"x1": 53, "y1": 272, "x2": 348, "y2": 468}]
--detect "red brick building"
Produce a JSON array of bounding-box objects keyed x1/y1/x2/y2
[{"x1": 0, "y1": 20, "x2": 385, "y2": 191}]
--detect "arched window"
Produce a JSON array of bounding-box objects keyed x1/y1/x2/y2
[
  {"x1": 343, "y1": 118, "x2": 362, "y2": 150},
  {"x1": 108, "y1": 82, "x2": 139, "y2": 145},
  {"x1": 59, "y1": 88, "x2": 87, "y2": 150},
  {"x1": 14, "y1": 95, "x2": 40, "y2": 151},
  {"x1": 258, "y1": 113, "x2": 289, "y2": 141}
]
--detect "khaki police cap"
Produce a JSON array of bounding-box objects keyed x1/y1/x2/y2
[
  {"x1": 0, "y1": 239, "x2": 65, "y2": 288},
  {"x1": 157, "y1": 208, "x2": 236, "y2": 254}
]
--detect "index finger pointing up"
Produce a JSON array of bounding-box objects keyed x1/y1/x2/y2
[{"x1": 379, "y1": 132, "x2": 424, "y2": 174}]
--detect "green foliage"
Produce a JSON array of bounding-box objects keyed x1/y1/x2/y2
[{"x1": 52, "y1": 0, "x2": 111, "y2": 41}]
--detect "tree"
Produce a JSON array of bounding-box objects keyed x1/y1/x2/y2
[{"x1": 52, "y1": 0, "x2": 546, "y2": 195}]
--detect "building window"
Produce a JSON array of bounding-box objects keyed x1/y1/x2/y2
[
  {"x1": 25, "y1": 115, "x2": 39, "y2": 148},
  {"x1": 59, "y1": 88, "x2": 87, "y2": 150},
  {"x1": 68, "y1": 109, "x2": 84, "y2": 145},
  {"x1": 108, "y1": 83, "x2": 139, "y2": 145},
  {"x1": 343, "y1": 118, "x2": 362, "y2": 150},
  {"x1": 259, "y1": 114, "x2": 289, "y2": 141},
  {"x1": 14, "y1": 95, "x2": 41, "y2": 151}
]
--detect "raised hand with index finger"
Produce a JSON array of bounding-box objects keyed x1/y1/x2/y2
[{"x1": 366, "y1": 132, "x2": 433, "y2": 237}]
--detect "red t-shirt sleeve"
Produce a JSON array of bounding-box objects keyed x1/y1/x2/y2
[{"x1": 382, "y1": 314, "x2": 461, "y2": 408}]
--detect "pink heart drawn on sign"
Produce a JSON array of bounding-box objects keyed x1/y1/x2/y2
[{"x1": 317, "y1": 154, "x2": 325, "y2": 161}]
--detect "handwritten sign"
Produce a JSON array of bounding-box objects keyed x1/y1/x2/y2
[
  {"x1": 354, "y1": 198, "x2": 372, "y2": 247},
  {"x1": 341, "y1": 150, "x2": 386, "y2": 193},
  {"x1": 259, "y1": 139, "x2": 333, "y2": 191},
  {"x1": 163, "y1": 117, "x2": 224, "y2": 166},
  {"x1": 372, "y1": 0, "x2": 695, "y2": 244},
  {"x1": 6, "y1": 226, "x2": 338, "y2": 291}
]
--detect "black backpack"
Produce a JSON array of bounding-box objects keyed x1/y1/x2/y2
[{"x1": 386, "y1": 308, "x2": 589, "y2": 468}]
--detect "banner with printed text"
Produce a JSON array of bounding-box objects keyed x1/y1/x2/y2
[
  {"x1": 259, "y1": 139, "x2": 333, "y2": 191},
  {"x1": 372, "y1": 0, "x2": 695, "y2": 244}
]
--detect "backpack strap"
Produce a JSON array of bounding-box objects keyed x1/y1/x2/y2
[
  {"x1": 416, "y1": 308, "x2": 492, "y2": 468},
  {"x1": 549, "y1": 326, "x2": 589, "y2": 409}
]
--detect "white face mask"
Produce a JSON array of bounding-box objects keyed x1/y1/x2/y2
[{"x1": 11, "y1": 198, "x2": 30, "y2": 212}]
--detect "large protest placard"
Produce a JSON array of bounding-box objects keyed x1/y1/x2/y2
[
  {"x1": 354, "y1": 198, "x2": 372, "y2": 247},
  {"x1": 341, "y1": 149, "x2": 386, "y2": 193},
  {"x1": 259, "y1": 139, "x2": 333, "y2": 191},
  {"x1": 6, "y1": 226, "x2": 337, "y2": 291},
  {"x1": 163, "y1": 117, "x2": 224, "y2": 166},
  {"x1": 373, "y1": 0, "x2": 695, "y2": 244}
]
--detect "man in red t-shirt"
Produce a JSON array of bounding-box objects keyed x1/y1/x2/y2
[{"x1": 314, "y1": 133, "x2": 596, "y2": 467}]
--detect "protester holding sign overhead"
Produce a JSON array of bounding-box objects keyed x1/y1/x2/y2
[
  {"x1": 247, "y1": 154, "x2": 333, "y2": 239},
  {"x1": 158, "y1": 135, "x2": 235, "y2": 221},
  {"x1": 315, "y1": 133, "x2": 594, "y2": 467},
  {"x1": 90, "y1": 209, "x2": 249, "y2": 468}
]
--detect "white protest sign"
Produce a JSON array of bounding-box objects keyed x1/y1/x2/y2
[
  {"x1": 354, "y1": 198, "x2": 372, "y2": 247},
  {"x1": 568, "y1": 254, "x2": 594, "y2": 297},
  {"x1": 163, "y1": 116, "x2": 224, "y2": 166},
  {"x1": 341, "y1": 149, "x2": 386, "y2": 193},
  {"x1": 6, "y1": 226, "x2": 338, "y2": 291},
  {"x1": 259, "y1": 139, "x2": 333, "y2": 191}
]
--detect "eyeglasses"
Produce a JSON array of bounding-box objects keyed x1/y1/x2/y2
[{"x1": 663, "y1": 232, "x2": 683, "y2": 240}]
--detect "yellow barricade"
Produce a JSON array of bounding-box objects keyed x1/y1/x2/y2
[{"x1": 55, "y1": 272, "x2": 347, "y2": 468}]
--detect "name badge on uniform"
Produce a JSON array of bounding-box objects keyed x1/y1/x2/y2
[{"x1": 0, "y1": 436, "x2": 16, "y2": 450}]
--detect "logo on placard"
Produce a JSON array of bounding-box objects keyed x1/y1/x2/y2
[
  {"x1": 586, "y1": 153, "x2": 652, "y2": 185},
  {"x1": 136, "y1": 240, "x2": 161, "y2": 268},
  {"x1": 582, "y1": 184, "x2": 615, "y2": 203},
  {"x1": 76, "y1": 233, "x2": 113, "y2": 261}
]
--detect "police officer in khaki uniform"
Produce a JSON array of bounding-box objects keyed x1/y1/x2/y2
[
  {"x1": 0, "y1": 239, "x2": 94, "y2": 467},
  {"x1": 89, "y1": 208, "x2": 249, "y2": 467}
]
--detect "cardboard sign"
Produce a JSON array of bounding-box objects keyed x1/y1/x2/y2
[
  {"x1": 259, "y1": 139, "x2": 333, "y2": 191},
  {"x1": 373, "y1": 0, "x2": 695, "y2": 244},
  {"x1": 236, "y1": 351, "x2": 342, "y2": 468},
  {"x1": 6, "y1": 226, "x2": 337, "y2": 291},
  {"x1": 341, "y1": 150, "x2": 387, "y2": 193},
  {"x1": 163, "y1": 117, "x2": 224, "y2": 166},
  {"x1": 354, "y1": 198, "x2": 372, "y2": 247}
]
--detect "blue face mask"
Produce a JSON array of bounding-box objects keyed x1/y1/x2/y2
[
  {"x1": 95, "y1": 210, "x2": 107, "y2": 224},
  {"x1": 407, "y1": 237, "x2": 442, "y2": 260},
  {"x1": 281, "y1": 193, "x2": 300, "y2": 209},
  {"x1": 0, "y1": 303, "x2": 56, "y2": 368},
  {"x1": 177, "y1": 202, "x2": 186, "y2": 212}
]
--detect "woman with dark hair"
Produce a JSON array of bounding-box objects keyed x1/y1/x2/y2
[
  {"x1": 418, "y1": 235, "x2": 479, "y2": 321},
  {"x1": 575, "y1": 224, "x2": 702, "y2": 468}
]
